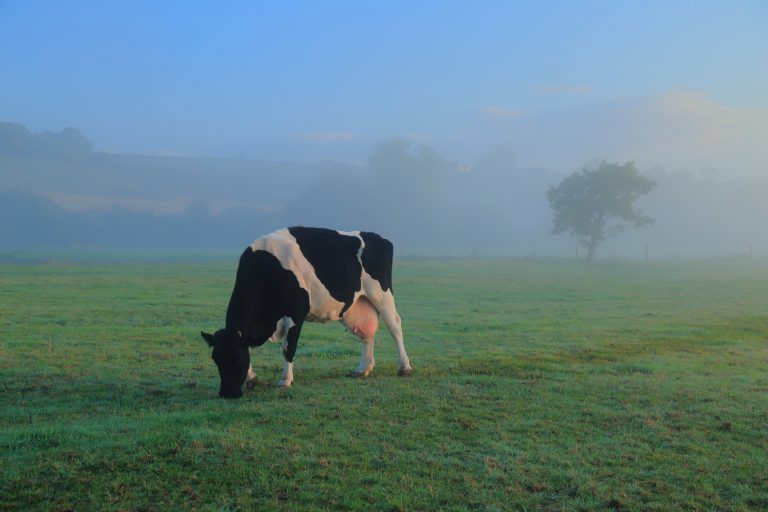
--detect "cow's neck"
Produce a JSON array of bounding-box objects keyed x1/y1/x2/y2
[
  {"x1": 224, "y1": 285, "x2": 254, "y2": 336},
  {"x1": 225, "y1": 290, "x2": 272, "y2": 346}
]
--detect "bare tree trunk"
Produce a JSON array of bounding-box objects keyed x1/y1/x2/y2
[{"x1": 586, "y1": 236, "x2": 598, "y2": 261}]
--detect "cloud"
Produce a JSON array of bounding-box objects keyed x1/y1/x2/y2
[
  {"x1": 405, "y1": 132, "x2": 433, "y2": 143},
  {"x1": 619, "y1": 91, "x2": 768, "y2": 175},
  {"x1": 478, "y1": 106, "x2": 522, "y2": 120},
  {"x1": 462, "y1": 90, "x2": 768, "y2": 178},
  {"x1": 300, "y1": 131, "x2": 366, "y2": 143},
  {"x1": 534, "y1": 83, "x2": 593, "y2": 96}
]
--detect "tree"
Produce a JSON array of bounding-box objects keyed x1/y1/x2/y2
[
  {"x1": 368, "y1": 138, "x2": 444, "y2": 192},
  {"x1": 365, "y1": 138, "x2": 448, "y2": 238},
  {"x1": 0, "y1": 121, "x2": 92, "y2": 162},
  {"x1": 546, "y1": 161, "x2": 656, "y2": 260}
]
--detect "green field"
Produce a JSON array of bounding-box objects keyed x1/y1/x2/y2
[{"x1": 1, "y1": 258, "x2": 767, "y2": 511}]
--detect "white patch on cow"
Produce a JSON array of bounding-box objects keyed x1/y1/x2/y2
[
  {"x1": 338, "y1": 229, "x2": 366, "y2": 264},
  {"x1": 249, "y1": 228, "x2": 413, "y2": 384},
  {"x1": 279, "y1": 361, "x2": 294, "y2": 388},
  {"x1": 269, "y1": 316, "x2": 294, "y2": 343},
  {"x1": 336, "y1": 229, "x2": 365, "y2": 257},
  {"x1": 350, "y1": 338, "x2": 375, "y2": 377},
  {"x1": 251, "y1": 229, "x2": 346, "y2": 323}
]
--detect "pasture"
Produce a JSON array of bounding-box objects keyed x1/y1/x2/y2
[{"x1": 1, "y1": 257, "x2": 767, "y2": 511}]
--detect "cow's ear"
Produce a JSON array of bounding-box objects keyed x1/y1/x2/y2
[{"x1": 201, "y1": 331, "x2": 215, "y2": 347}]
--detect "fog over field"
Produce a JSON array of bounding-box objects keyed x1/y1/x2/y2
[
  {"x1": 1, "y1": 3, "x2": 766, "y2": 257},
  {"x1": 4, "y1": 5, "x2": 768, "y2": 510}
]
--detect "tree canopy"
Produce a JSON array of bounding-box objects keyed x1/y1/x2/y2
[
  {"x1": 546, "y1": 161, "x2": 657, "y2": 259},
  {"x1": 0, "y1": 121, "x2": 92, "y2": 162}
]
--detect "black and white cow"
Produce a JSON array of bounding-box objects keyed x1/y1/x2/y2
[{"x1": 201, "y1": 227, "x2": 413, "y2": 398}]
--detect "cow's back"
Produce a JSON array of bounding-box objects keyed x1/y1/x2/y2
[{"x1": 251, "y1": 227, "x2": 364, "y2": 322}]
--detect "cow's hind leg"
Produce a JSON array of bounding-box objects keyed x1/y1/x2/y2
[
  {"x1": 343, "y1": 296, "x2": 378, "y2": 378},
  {"x1": 348, "y1": 338, "x2": 375, "y2": 378},
  {"x1": 378, "y1": 294, "x2": 412, "y2": 376}
]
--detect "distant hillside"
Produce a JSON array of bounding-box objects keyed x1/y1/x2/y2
[
  {"x1": 0, "y1": 121, "x2": 360, "y2": 214},
  {"x1": 0, "y1": 189, "x2": 281, "y2": 249},
  {"x1": 5, "y1": 120, "x2": 766, "y2": 257}
]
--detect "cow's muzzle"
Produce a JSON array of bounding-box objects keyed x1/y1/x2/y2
[{"x1": 219, "y1": 389, "x2": 243, "y2": 399}]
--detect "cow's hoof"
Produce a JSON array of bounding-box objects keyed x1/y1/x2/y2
[
  {"x1": 397, "y1": 368, "x2": 413, "y2": 377},
  {"x1": 246, "y1": 379, "x2": 258, "y2": 390},
  {"x1": 347, "y1": 370, "x2": 371, "y2": 378},
  {"x1": 278, "y1": 382, "x2": 292, "y2": 389}
]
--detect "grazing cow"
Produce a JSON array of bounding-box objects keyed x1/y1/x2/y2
[{"x1": 201, "y1": 227, "x2": 413, "y2": 398}]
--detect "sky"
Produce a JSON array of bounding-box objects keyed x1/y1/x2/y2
[{"x1": 1, "y1": 1, "x2": 767, "y2": 176}]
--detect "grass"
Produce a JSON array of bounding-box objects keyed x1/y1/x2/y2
[{"x1": 1, "y1": 258, "x2": 767, "y2": 511}]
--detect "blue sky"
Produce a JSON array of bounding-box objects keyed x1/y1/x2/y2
[{"x1": 1, "y1": 1, "x2": 766, "y2": 173}]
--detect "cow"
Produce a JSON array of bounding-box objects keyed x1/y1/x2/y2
[{"x1": 201, "y1": 227, "x2": 413, "y2": 398}]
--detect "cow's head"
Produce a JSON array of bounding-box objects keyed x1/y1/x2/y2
[{"x1": 200, "y1": 329, "x2": 250, "y2": 399}]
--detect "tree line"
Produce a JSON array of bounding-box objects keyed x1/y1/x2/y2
[
  {"x1": 0, "y1": 122, "x2": 93, "y2": 162},
  {"x1": 2, "y1": 121, "x2": 765, "y2": 258}
]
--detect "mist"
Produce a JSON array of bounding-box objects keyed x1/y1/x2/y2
[
  {"x1": 1, "y1": 120, "x2": 766, "y2": 259},
  {"x1": 1, "y1": 3, "x2": 766, "y2": 258}
]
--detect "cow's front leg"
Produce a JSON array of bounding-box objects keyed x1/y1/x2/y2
[
  {"x1": 246, "y1": 364, "x2": 258, "y2": 389},
  {"x1": 279, "y1": 359, "x2": 294, "y2": 389},
  {"x1": 348, "y1": 338, "x2": 375, "y2": 378},
  {"x1": 279, "y1": 319, "x2": 303, "y2": 388}
]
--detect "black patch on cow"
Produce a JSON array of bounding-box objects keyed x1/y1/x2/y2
[
  {"x1": 226, "y1": 247, "x2": 310, "y2": 346},
  {"x1": 288, "y1": 226, "x2": 362, "y2": 315},
  {"x1": 360, "y1": 231, "x2": 394, "y2": 292}
]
